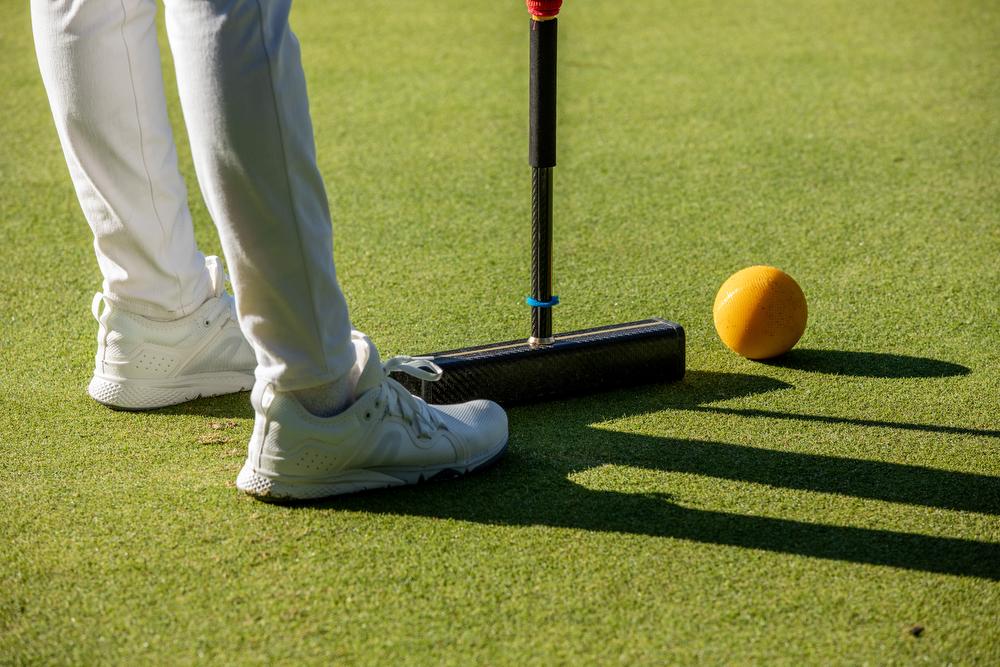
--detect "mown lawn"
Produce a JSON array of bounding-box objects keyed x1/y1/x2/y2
[{"x1": 2, "y1": 0, "x2": 998, "y2": 663}]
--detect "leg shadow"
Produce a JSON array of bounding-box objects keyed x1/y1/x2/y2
[
  {"x1": 687, "y1": 406, "x2": 1000, "y2": 438},
  {"x1": 319, "y1": 373, "x2": 1000, "y2": 580},
  {"x1": 328, "y1": 430, "x2": 1000, "y2": 580}
]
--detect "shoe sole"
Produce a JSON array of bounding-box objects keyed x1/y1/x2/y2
[
  {"x1": 88, "y1": 372, "x2": 255, "y2": 410},
  {"x1": 235, "y1": 436, "x2": 509, "y2": 502}
]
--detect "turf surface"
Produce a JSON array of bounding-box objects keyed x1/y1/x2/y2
[{"x1": 2, "y1": 0, "x2": 999, "y2": 663}]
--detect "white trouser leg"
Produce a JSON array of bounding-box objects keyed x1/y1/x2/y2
[
  {"x1": 163, "y1": 0, "x2": 355, "y2": 390},
  {"x1": 30, "y1": 0, "x2": 213, "y2": 320}
]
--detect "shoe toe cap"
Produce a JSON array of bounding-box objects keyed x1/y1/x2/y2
[{"x1": 435, "y1": 399, "x2": 508, "y2": 453}]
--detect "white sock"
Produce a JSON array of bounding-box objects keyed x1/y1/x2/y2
[
  {"x1": 292, "y1": 382, "x2": 350, "y2": 417},
  {"x1": 291, "y1": 334, "x2": 372, "y2": 417},
  {"x1": 292, "y1": 363, "x2": 363, "y2": 418}
]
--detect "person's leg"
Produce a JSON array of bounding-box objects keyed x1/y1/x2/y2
[
  {"x1": 31, "y1": 0, "x2": 256, "y2": 409},
  {"x1": 162, "y1": 0, "x2": 355, "y2": 400},
  {"x1": 31, "y1": 0, "x2": 212, "y2": 319},
  {"x1": 161, "y1": 0, "x2": 508, "y2": 499}
]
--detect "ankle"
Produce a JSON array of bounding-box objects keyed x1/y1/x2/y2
[{"x1": 293, "y1": 380, "x2": 354, "y2": 418}]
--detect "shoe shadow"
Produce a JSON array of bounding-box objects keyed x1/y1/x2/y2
[
  {"x1": 152, "y1": 392, "x2": 254, "y2": 420},
  {"x1": 761, "y1": 349, "x2": 970, "y2": 378},
  {"x1": 318, "y1": 372, "x2": 1000, "y2": 581}
]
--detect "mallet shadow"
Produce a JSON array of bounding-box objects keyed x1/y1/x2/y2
[{"x1": 318, "y1": 372, "x2": 1000, "y2": 580}]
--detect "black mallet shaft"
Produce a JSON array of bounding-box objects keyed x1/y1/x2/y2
[{"x1": 529, "y1": 17, "x2": 557, "y2": 344}]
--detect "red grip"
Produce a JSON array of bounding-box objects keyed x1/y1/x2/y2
[{"x1": 526, "y1": 0, "x2": 562, "y2": 18}]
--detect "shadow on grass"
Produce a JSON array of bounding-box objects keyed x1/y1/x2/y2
[
  {"x1": 686, "y1": 406, "x2": 1000, "y2": 438},
  {"x1": 321, "y1": 372, "x2": 1000, "y2": 581},
  {"x1": 713, "y1": 350, "x2": 995, "y2": 438},
  {"x1": 154, "y1": 391, "x2": 254, "y2": 420},
  {"x1": 761, "y1": 349, "x2": 970, "y2": 378}
]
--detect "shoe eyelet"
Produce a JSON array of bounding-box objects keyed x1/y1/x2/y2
[
  {"x1": 364, "y1": 412, "x2": 372, "y2": 420},
  {"x1": 203, "y1": 320, "x2": 211, "y2": 327}
]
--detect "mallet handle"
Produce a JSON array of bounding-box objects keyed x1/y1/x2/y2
[
  {"x1": 529, "y1": 16, "x2": 557, "y2": 344},
  {"x1": 529, "y1": 18, "x2": 557, "y2": 168}
]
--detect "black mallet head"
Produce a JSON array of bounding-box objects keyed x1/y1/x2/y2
[{"x1": 395, "y1": 319, "x2": 684, "y2": 407}]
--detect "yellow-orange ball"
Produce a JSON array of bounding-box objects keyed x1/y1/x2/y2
[{"x1": 713, "y1": 266, "x2": 807, "y2": 360}]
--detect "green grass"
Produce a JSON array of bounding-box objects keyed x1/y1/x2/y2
[{"x1": 2, "y1": 0, "x2": 999, "y2": 663}]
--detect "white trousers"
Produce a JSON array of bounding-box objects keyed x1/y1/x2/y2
[{"x1": 31, "y1": 0, "x2": 355, "y2": 391}]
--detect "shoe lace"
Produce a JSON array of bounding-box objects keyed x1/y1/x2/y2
[{"x1": 374, "y1": 356, "x2": 445, "y2": 439}]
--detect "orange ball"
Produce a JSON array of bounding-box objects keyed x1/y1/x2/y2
[{"x1": 713, "y1": 266, "x2": 807, "y2": 360}]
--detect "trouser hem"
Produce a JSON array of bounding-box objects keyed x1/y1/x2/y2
[
  {"x1": 101, "y1": 288, "x2": 213, "y2": 321},
  {"x1": 254, "y1": 338, "x2": 358, "y2": 393}
]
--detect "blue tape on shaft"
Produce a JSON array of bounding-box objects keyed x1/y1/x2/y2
[{"x1": 526, "y1": 295, "x2": 560, "y2": 308}]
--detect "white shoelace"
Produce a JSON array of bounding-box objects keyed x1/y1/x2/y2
[{"x1": 374, "y1": 356, "x2": 446, "y2": 438}]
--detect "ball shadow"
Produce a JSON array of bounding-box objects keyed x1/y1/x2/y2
[{"x1": 761, "y1": 349, "x2": 970, "y2": 378}]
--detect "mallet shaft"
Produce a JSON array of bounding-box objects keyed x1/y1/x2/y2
[
  {"x1": 531, "y1": 167, "x2": 554, "y2": 341},
  {"x1": 529, "y1": 17, "x2": 557, "y2": 343}
]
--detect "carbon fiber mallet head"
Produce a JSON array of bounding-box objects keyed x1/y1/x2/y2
[{"x1": 392, "y1": 0, "x2": 685, "y2": 406}]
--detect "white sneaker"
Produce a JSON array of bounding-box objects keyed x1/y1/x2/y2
[
  {"x1": 236, "y1": 332, "x2": 508, "y2": 500},
  {"x1": 87, "y1": 256, "x2": 256, "y2": 410}
]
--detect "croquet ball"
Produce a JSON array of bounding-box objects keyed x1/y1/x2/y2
[{"x1": 713, "y1": 265, "x2": 807, "y2": 360}]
